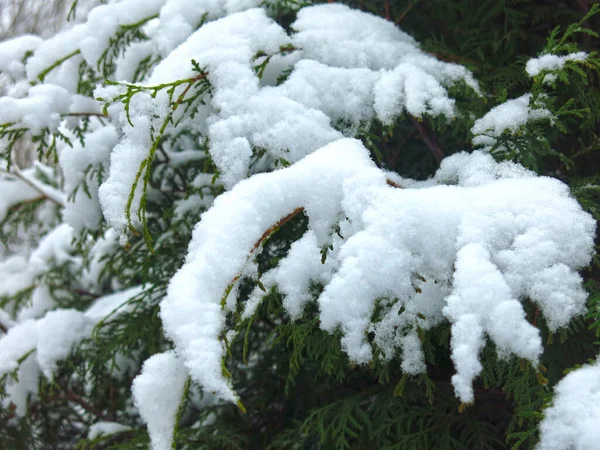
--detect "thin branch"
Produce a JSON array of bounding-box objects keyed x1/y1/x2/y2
[
  {"x1": 66, "y1": 388, "x2": 110, "y2": 421},
  {"x1": 65, "y1": 112, "x2": 108, "y2": 118},
  {"x1": 410, "y1": 117, "x2": 445, "y2": 163},
  {"x1": 386, "y1": 179, "x2": 404, "y2": 189},
  {"x1": 396, "y1": 0, "x2": 418, "y2": 24},
  {"x1": 4, "y1": 166, "x2": 65, "y2": 206}
]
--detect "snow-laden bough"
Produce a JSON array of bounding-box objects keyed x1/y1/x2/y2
[{"x1": 158, "y1": 138, "x2": 596, "y2": 405}]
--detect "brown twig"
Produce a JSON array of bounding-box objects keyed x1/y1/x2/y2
[
  {"x1": 174, "y1": 72, "x2": 208, "y2": 108},
  {"x1": 66, "y1": 112, "x2": 108, "y2": 118},
  {"x1": 221, "y1": 178, "x2": 405, "y2": 307},
  {"x1": 252, "y1": 207, "x2": 304, "y2": 252},
  {"x1": 386, "y1": 179, "x2": 404, "y2": 189},
  {"x1": 384, "y1": 0, "x2": 391, "y2": 20},
  {"x1": 410, "y1": 117, "x2": 445, "y2": 163},
  {"x1": 66, "y1": 388, "x2": 110, "y2": 421},
  {"x1": 396, "y1": 0, "x2": 418, "y2": 24}
]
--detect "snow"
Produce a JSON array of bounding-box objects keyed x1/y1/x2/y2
[
  {"x1": 0, "y1": 320, "x2": 37, "y2": 377},
  {"x1": 0, "y1": 284, "x2": 145, "y2": 412},
  {"x1": 537, "y1": 360, "x2": 600, "y2": 450},
  {"x1": 4, "y1": 351, "x2": 40, "y2": 416},
  {"x1": 85, "y1": 286, "x2": 145, "y2": 321},
  {"x1": 79, "y1": 0, "x2": 167, "y2": 68},
  {"x1": 161, "y1": 138, "x2": 595, "y2": 404},
  {"x1": 0, "y1": 174, "x2": 41, "y2": 223},
  {"x1": 60, "y1": 126, "x2": 119, "y2": 232},
  {"x1": 97, "y1": 91, "x2": 158, "y2": 234},
  {"x1": 471, "y1": 94, "x2": 551, "y2": 151},
  {"x1": 88, "y1": 421, "x2": 131, "y2": 440},
  {"x1": 0, "y1": 35, "x2": 43, "y2": 80},
  {"x1": 26, "y1": 24, "x2": 87, "y2": 82},
  {"x1": 0, "y1": 84, "x2": 72, "y2": 135},
  {"x1": 0, "y1": 0, "x2": 596, "y2": 441},
  {"x1": 36, "y1": 309, "x2": 93, "y2": 378},
  {"x1": 132, "y1": 351, "x2": 189, "y2": 450},
  {"x1": 526, "y1": 51, "x2": 588, "y2": 77},
  {"x1": 99, "y1": 4, "x2": 479, "y2": 234}
]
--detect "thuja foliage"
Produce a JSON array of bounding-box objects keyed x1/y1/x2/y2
[{"x1": 0, "y1": 1, "x2": 599, "y2": 450}]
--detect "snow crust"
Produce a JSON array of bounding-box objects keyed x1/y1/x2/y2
[{"x1": 161, "y1": 138, "x2": 595, "y2": 404}]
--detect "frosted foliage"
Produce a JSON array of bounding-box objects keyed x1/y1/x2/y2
[
  {"x1": 97, "y1": 92, "x2": 158, "y2": 233},
  {"x1": 471, "y1": 94, "x2": 551, "y2": 151},
  {"x1": 0, "y1": 285, "x2": 145, "y2": 411},
  {"x1": 88, "y1": 422, "x2": 131, "y2": 440},
  {"x1": 537, "y1": 360, "x2": 600, "y2": 450},
  {"x1": 0, "y1": 320, "x2": 37, "y2": 377},
  {"x1": 78, "y1": 0, "x2": 168, "y2": 68},
  {"x1": 97, "y1": 3, "x2": 479, "y2": 229},
  {"x1": 0, "y1": 84, "x2": 72, "y2": 135},
  {"x1": 132, "y1": 351, "x2": 189, "y2": 450},
  {"x1": 0, "y1": 35, "x2": 42, "y2": 80},
  {"x1": 36, "y1": 309, "x2": 92, "y2": 378},
  {"x1": 60, "y1": 126, "x2": 119, "y2": 232},
  {"x1": 4, "y1": 352, "x2": 40, "y2": 416},
  {"x1": 526, "y1": 51, "x2": 587, "y2": 77},
  {"x1": 161, "y1": 138, "x2": 595, "y2": 404},
  {"x1": 0, "y1": 175, "x2": 40, "y2": 223}
]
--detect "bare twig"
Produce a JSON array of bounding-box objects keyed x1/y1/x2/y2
[
  {"x1": 66, "y1": 388, "x2": 110, "y2": 421},
  {"x1": 410, "y1": 117, "x2": 445, "y2": 163}
]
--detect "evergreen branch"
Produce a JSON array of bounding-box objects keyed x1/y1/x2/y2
[{"x1": 37, "y1": 49, "x2": 81, "y2": 83}]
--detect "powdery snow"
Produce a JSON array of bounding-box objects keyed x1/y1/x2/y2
[
  {"x1": 132, "y1": 351, "x2": 189, "y2": 450},
  {"x1": 471, "y1": 94, "x2": 551, "y2": 151},
  {"x1": 160, "y1": 138, "x2": 594, "y2": 404},
  {"x1": 98, "y1": 4, "x2": 479, "y2": 236},
  {"x1": 537, "y1": 360, "x2": 600, "y2": 450},
  {"x1": 88, "y1": 421, "x2": 131, "y2": 440},
  {"x1": 526, "y1": 51, "x2": 588, "y2": 77}
]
